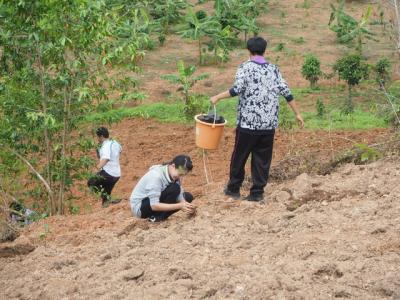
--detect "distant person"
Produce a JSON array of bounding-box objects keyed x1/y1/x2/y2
[
  {"x1": 88, "y1": 127, "x2": 122, "y2": 207},
  {"x1": 130, "y1": 154, "x2": 196, "y2": 222},
  {"x1": 210, "y1": 36, "x2": 304, "y2": 202},
  {"x1": 9, "y1": 201, "x2": 38, "y2": 225}
]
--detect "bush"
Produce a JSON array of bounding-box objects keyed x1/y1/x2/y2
[
  {"x1": 316, "y1": 97, "x2": 326, "y2": 118},
  {"x1": 333, "y1": 54, "x2": 369, "y2": 114},
  {"x1": 375, "y1": 58, "x2": 391, "y2": 89},
  {"x1": 302, "y1": 54, "x2": 323, "y2": 89}
]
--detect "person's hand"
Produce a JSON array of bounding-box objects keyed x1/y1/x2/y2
[
  {"x1": 181, "y1": 201, "x2": 196, "y2": 216},
  {"x1": 296, "y1": 114, "x2": 304, "y2": 129},
  {"x1": 210, "y1": 95, "x2": 219, "y2": 105}
]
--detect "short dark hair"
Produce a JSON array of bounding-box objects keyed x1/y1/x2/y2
[
  {"x1": 96, "y1": 127, "x2": 109, "y2": 138},
  {"x1": 247, "y1": 37, "x2": 267, "y2": 55},
  {"x1": 172, "y1": 154, "x2": 193, "y2": 172}
]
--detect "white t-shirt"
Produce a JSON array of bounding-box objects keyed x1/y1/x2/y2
[{"x1": 99, "y1": 139, "x2": 122, "y2": 177}]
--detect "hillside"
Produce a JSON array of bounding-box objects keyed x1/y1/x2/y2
[
  {"x1": 1, "y1": 155, "x2": 399, "y2": 299},
  {"x1": 1, "y1": 0, "x2": 400, "y2": 299}
]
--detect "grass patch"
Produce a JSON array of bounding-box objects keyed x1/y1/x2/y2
[
  {"x1": 85, "y1": 96, "x2": 389, "y2": 131},
  {"x1": 85, "y1": 102, "x2": 188, "y2": 124},
  {"x1": 303, "y1": 109, "x2": 387, "y2": 129}
]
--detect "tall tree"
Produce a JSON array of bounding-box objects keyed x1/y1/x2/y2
[
  {"x1": 0, "y1": 0, "x2": 145, "y2": 214},
  {"x1": 393, "y1": 0, "x2": 400, "y2": 57},
  {"x1": 333, "y1": 54, "x2": 369, "y2": 114}
]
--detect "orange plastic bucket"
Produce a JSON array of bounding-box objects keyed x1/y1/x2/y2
[{"x1": 194, "y1": 114, "x2": 227, "y2": 150}]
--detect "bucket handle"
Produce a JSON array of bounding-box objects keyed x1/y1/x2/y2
[{"x1": 207, "y1": 104, "x2": 217, "y2": 128}]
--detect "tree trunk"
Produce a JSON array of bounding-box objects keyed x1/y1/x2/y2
[
  {"x1": 198, "y1": 39, "x2": 202, "y2": 65},
  {"x1": 36, "y1": 45, "x2": 54, "y2": 214},
  {"x1": 393, "y1": 0, "x2": 400, "y2": 58},
  {"x1": 347, "y1": 84, "x2": 354, "y2": 113},
  {"x1": 58, "y1": 86, "x2": 69, "y2": 215},
  {"x1": 357, "y1": 34, "x2": 362, "y2": 56}
]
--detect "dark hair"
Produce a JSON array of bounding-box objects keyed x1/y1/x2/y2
[
  {"x1": 96, "y1": 127, "x2": 109, "y2": 138},
  {"x1": 9, "y1": 201, "x2": 25, "y2": 218},
  {"x1": 247, "y1": 37, "x2": 267, "y2": 55},
  {"x1": 172, "y1": 154, "x2": 193, "y2": 172}
]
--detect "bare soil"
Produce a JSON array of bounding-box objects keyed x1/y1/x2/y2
[
  {"x1": 1, "y1": 119, "x2": 399, "y2": 299},
  {"x1": 1, "y1": 0, "x2": 400, "y2": 298}
]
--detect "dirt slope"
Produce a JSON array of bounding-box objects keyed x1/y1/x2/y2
[
  {"x1": 1, "y1": 0, "x2": 399, "y2": 298},
  {"x1": 1, "y1": 155, "x2": 399, "y2": 299}
]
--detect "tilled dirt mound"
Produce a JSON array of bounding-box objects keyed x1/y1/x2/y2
[{"x1": 1, "y1": 158, "x2": 399, "y2": 299}]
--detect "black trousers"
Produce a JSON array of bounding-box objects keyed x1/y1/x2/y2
[
  {"x1": 140, "y1": 182, "x2": 193, "y2": 220},
  {"x1": 87, "y1": 170, "x2": 120, "y2": 203},
  {"x1": 227, "y1": 128, "x2": 274, "y2": 196}
]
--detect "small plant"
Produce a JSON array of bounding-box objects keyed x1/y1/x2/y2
[
  {"x1": 273, "y1": 43, "x2": 286, "y2": 52},
  {"x1": 158, "y1": 33, "x2": 166, "y2": 46},
  {"x1": 179, "y1": 9, "x2": 220, "y2": 65},
  {"x1": 353, "y1": 143, "x2": 382, "y2": 164},
  {"x1": 296, "y1": 0, "x2": 311, "y2": 9},
  {"x1": 302, "y1": 54, "x2": 323, "y2": 89},
  {"x1": 39, "y1": 223, "x2": 50, "y2": 241},
  {"x1": 184, "y1": 94, "x2": 208, "y2": 120},
  {"x1": 375, "y1": 58, "x2": 391, "y2": 89},
  {"x1": 196, "y1": 10, "x2": 207, "y2": 20},
  {"x1": 302, "y1": 0, "x2": 311, "y2": 9},
  {"x1": 379, "y1": 8, "x2": 385, "y2": 26},
  {"x1": 316, "y1": 97, "x2": 326, "y2": 118},
  {"x1": 333, "y1": 54, "x2": 369, "y2": 114},
  {"x1": 68, "y1": 201, "x2": 80, "y2": 215},
  {"x1": 161, "y1": 60, "x2": 208, "y2": 120},
  {"x1": 292, "y1": 36, "x2": 305, "y2": 44}
]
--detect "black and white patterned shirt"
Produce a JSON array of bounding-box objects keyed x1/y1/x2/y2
[{"x1": 229, "y1": 60, "x2": 293, "y2": 131}]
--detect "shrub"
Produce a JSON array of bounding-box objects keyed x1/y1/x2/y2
[
  {"x1": 333, "y1": 54, "x2": 369, "y2": 114},
  {"x1": 375, "y1": 58, "x2": 391, "y2": 89},
  {"x1": 302, "y1": 54, "x2": 323, "y2": 89},
  {"x1": 316, "y1": 97, "x2": 326, "y2": 118}
]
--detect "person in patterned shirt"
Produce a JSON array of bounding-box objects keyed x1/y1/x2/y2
[{"x1": 211, "y1": 36, "x2": 304, "y2": 202}]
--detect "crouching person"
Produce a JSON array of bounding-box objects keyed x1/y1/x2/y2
[
  {"x1": 130, "y1": 154, "x2": 196, "y2": 222},
  {"x1": 87, "y1": 127, "x2": 122, "y2": 207}
]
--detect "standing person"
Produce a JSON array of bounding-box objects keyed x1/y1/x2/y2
[
  {"x1": 130, "y1": 154, "x2": 196, "y2": 222},
  {"x1": 210, "y1": 36, "x2": 304, "y2": 202},
  {"x1": 88, "y1": 127, "x2": 122, "y2": 207}
]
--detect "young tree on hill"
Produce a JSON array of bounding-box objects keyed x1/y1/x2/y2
[
  {"x1": 375, "y1": 58, "x2": 391, "y2": 89},
  {"x1": 329, "y1": 1, "x2": 376, "y2": 55},
  {"x1": 161, "y1": 60, "x2": 208, "y2": 119},
  {"x1": 179, "y1": 9, "x2": 219, "y2": 64},
  {"x1": 333, "y1": 54, "x2": 369, "y2": 114},
  {"x1": 301, "y1": 54, "x2": 323, "y2": 89}
]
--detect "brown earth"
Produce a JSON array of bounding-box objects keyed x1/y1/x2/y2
[
  {"x1": 135, "y1": 0, "x2": 398, "y2": 108},
  {"x1": 1, "y1": 119, "x2": 399, "y2": 299},
  {"x1": 2, "y1": 0, "x2": 400, "y2": 299}
]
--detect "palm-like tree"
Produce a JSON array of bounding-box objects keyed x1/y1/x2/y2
[
  {"x1": 329, "y1": 2, "x2": 376, "y2": 55},
  {"x1": 161, "y1": 60, "x2": 208, "y2": 105},
  {"x1": 339, "y1": 6, "x2": 377, "y2": 55},
  {"x1": 179, "y1": 10, "x2": 219, "y2": 64}
]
